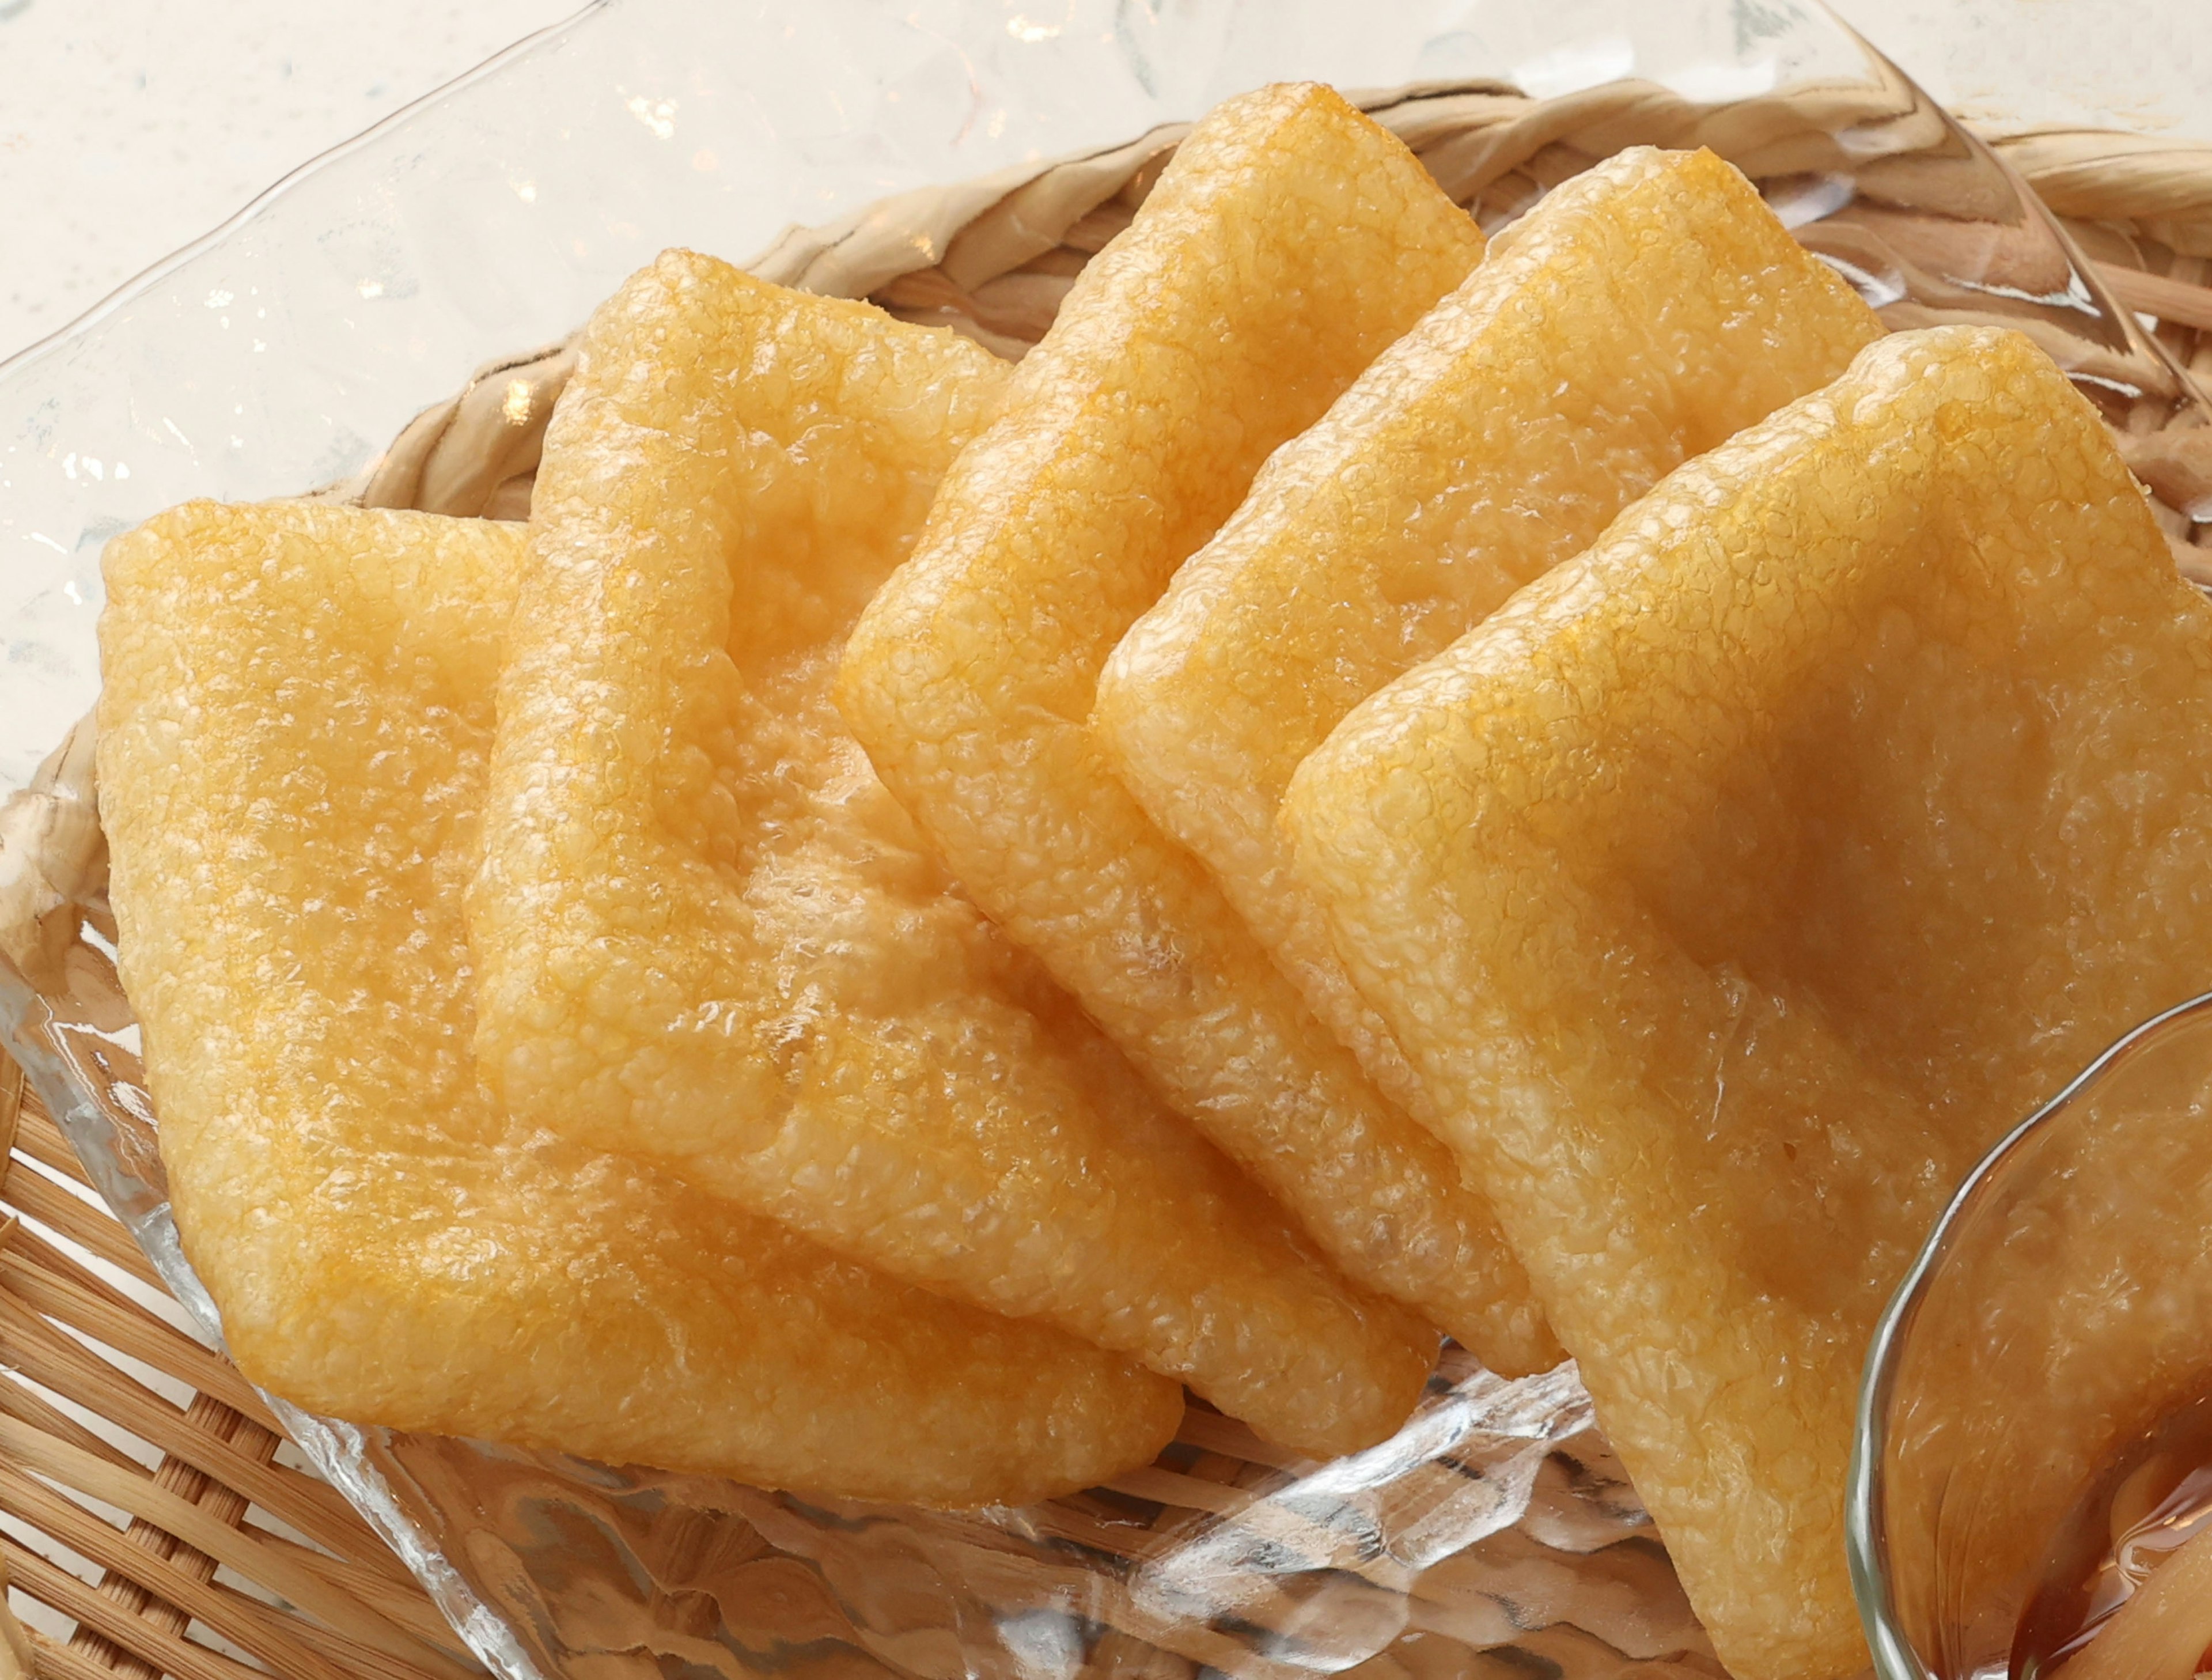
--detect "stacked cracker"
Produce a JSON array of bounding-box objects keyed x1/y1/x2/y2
[{"x1": 96, "y1": 80, "x2": 2212, "y2": 1680}]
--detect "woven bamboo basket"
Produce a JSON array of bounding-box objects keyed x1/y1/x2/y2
[{"x1": 3, "y1": 78, "x2": 2212, "y2": 1680}]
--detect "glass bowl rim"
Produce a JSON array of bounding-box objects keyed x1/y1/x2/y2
[{"x1": 1846, "y1": 986, "x2": 2212, "y2": 1680}]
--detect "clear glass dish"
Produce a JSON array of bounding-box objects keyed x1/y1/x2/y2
[
  {"x1": 1850, "y1": 993, "x2": 2212, "y2": 1680},
  {"x1": 3, "y1": 2, "x2": 2208, "y2": 1676}
]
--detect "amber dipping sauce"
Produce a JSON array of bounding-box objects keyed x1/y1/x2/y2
[{"x1": 2012, "y1": 1384, "x2": 2212, "y2": 1677}]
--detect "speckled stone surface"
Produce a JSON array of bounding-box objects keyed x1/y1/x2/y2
[{"x1": 1, "y1": 0, "x2": 2205, "y2": 370}]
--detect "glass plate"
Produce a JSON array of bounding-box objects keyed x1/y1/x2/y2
[{"x1": 3, "y1": 2, "x2": 2205, "y2": 1676}]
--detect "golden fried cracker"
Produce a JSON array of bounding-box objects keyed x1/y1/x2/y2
[
  {"x1": 837, "y1": 82, "x2": 1556, "y2": 1373},
  {"x1": 99, "y1": 500, "x2": 1180, "y2": 1505},
  {"x1": 468, "y1": 252, "x2": 1424, "y2": 1457},
  {"x1": 1283, "y1": 327, "x2": 2212, "y2": 1677},
  {"x1": 1096, "y1": 147, "x2": 1881, "y2": 1124}
]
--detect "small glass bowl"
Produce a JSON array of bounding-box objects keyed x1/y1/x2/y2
[{"x1": 1850, "y1": 991, "x2": 2212, "y2": 1680}]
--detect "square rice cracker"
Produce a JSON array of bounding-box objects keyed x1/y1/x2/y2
[
  {"x1": 469, "y1": 252, "x2": 1428, "y2": 1457},
  {"x1": 98, "y1": 498, "x2": 1181, "y2": 1506},
  {"x1": 1095, "y1": 146, "x2": 1880, "y2": 1133},
  {"x1": 839, "y1": 82, "x2": 1556, "y2": 1373},
  {"x1": 1283, "y1": 326, "x2": 2212, "y2": 1678}
]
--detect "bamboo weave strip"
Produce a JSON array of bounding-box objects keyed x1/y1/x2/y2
[{"x1": 0, "y1": 1060, "x2": 477, "y2": 1680}]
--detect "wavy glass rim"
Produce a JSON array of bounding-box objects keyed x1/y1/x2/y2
[
  {"x1": 0, "y1": 0, "x2": 601, "y2": 386},
  {"x1": 1846, "y1": 987, "x2": 2212, "y2": 1680}
]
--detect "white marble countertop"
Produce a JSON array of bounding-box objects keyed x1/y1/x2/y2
[
  {"x1": 0, "y1": 0, "x2": 579, "y2": 364},
  {"x1": 2, "y1": 0, "x2": 2208, "y2": 369}
]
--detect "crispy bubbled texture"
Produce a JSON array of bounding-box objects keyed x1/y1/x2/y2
[
  {"x1": 1282, "y1": 326, "x2": 2212, "y2": 1679},
  {"x1": 97, "y1": 499, "x2": 1181, "y2": 1507},
  {"x1": 1095, "y1": 146, "x2": 1883, "y2": 1131},
  {"x1": 836, "y1": 81, "x2": 1558, "y2": 1376},
  {"x1": 465, "y1": 252, "x2": 1418, "y2": 1458}
]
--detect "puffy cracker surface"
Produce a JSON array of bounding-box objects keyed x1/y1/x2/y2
[
  {"x1": 467, "y1": 253, "x2": 1415, "y2": 1459},
  {"x1": 1282, "y1": 326, "x2": 2212, "y2": 1679},
  {"x1": 838, "y1": 82, "x2": 1556, "y2": 1376},
  {"x1": 99, "y1": 500, "x2": 1180, "y2": 1506},
  {"x1": 1096, "y1": 147, "x2": 1881, "y2": 1127}
]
